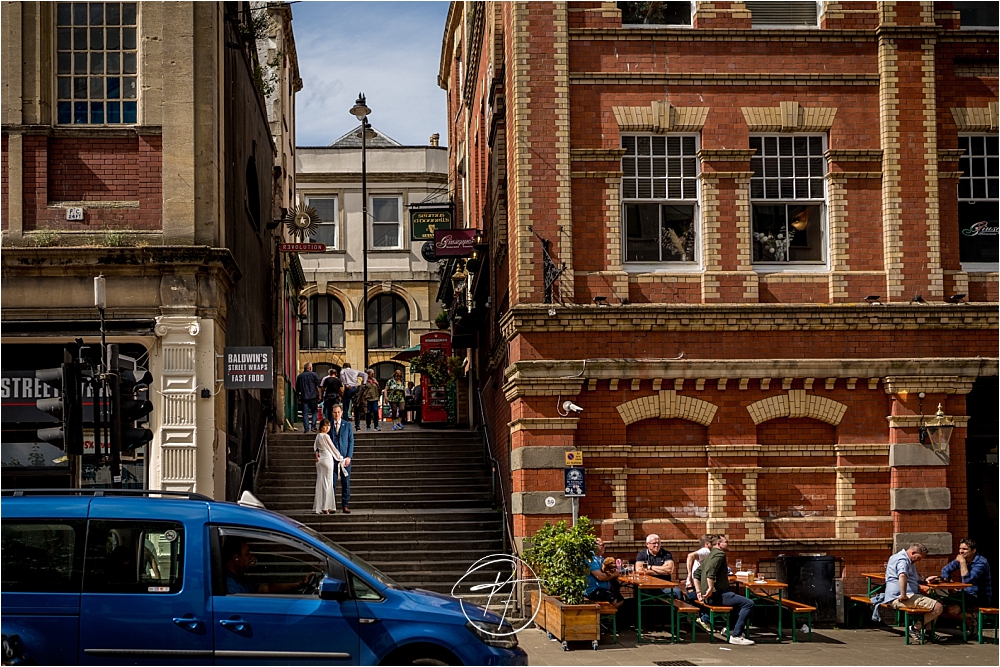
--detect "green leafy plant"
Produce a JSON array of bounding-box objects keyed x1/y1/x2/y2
[
  {"x1": 435, "y1": 311, "x2": 450, "y2": 329},
  {"x1": 409, "y1": 349, "x2": 464, "y2": 387},
  {"x1": 102, "y1": 227, "x2": 134, "y2": 247},
  {"x1": 523, "y1": 517, "x2": 597, "y2": 605},
  {"x1": 31, "y1": 230, "x2": 61, "y2": 247}
]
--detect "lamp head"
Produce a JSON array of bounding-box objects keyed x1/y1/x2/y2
[{"x1": 350, "y1": 93, "x2": 371, "y2": 121}]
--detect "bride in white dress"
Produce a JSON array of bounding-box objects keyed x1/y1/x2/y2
[{"x1": 313, "y1": 420, "x2": 344, "y2": 514}]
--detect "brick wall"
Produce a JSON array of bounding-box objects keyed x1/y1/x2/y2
[{"x1": 16, "y1": 134, "x2": 162, "y2": 231}]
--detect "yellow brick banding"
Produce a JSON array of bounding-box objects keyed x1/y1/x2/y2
[{"x1": 615, "y1": 389, "x2": 719, "y2": 426}]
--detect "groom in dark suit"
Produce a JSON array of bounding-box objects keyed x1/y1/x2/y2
[{"x1": 329, "y1": 404, "x2": 355, "y2": 513}]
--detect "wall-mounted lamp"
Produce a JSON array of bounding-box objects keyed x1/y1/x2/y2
[{"x1": 918, "y1": 397, "x2": 955, "y2": 454}]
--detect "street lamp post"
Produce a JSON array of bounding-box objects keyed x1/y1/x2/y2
[{"x1": 350, "y1": 93, "x2": 373, "y2": 373}]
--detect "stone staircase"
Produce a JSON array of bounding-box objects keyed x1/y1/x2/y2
[{"x1": 256, "y1": 427, "x2": 510, "y2": 605}]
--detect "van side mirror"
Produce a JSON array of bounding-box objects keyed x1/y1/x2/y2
[{"x1": 319, "y1": 576, "x2": 349, "y2": 601}]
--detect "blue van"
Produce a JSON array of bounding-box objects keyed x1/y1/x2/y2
[{"x1": 1, "y1": 490, "x2": 528, "y2": 666}]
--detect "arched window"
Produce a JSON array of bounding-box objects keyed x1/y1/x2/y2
[
  {"x1": 366, "y1": 294, "x2": 408, "y2": 349},
  {"x1": 372, "y1": 362, "x2": 405, "y2": 386},
  {"x1": 301, "y1": 295, "x2": 345, "y2": 349}
]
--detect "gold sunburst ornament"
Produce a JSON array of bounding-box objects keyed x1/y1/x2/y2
[{"x1": 284, "y1": 204, "x2": 321, "y2": 241}]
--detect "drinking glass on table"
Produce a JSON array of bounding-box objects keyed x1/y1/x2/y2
[{"x1": 735, "y1": 559, "x2": 743, "y2": 572}]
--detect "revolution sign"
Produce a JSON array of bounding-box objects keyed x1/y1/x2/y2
[{"x1": 224, "y1": 347, "x2": 273, "y2": 389}]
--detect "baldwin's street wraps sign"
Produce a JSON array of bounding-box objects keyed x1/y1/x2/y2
[
  {"x1": 224, "y1": 347, "x2": 273, "y2": 389},
  {"x1": 411, "y1": 207, "x2": 452, "y2": 241},
  {"x1": 434, "y1": 229, "x2": 476, "y2": 257}
]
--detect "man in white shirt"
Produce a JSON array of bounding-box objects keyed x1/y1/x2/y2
[
  {"x1": 339, "y1": 364, "x2": 367, "y2": 420},
  {"x1": 685, "y1": 533, "x2": 715, "y2": 634}
]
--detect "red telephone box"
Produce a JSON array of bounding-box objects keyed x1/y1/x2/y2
[{"x1": 419, "y1": 331, "x2": 451, "y2": 424}]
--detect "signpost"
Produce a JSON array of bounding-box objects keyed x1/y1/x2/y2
[
  {"x1": 411, "y1": 207, "x2": 452, "y2": 241},
  {"x1": 433, "y1": 229, "x2": 477, "y2": 257},
  {"x1": 565, "y1": 450, "x2": 585, "y2": 526},
  {"x1": 223, "y1": 347, "x2": 274, "y2": 390}
]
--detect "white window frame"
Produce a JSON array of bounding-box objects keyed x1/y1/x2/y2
[
  {"x1": 749, "y1": 133, "x2": 829, "y2": 272},
  {"x1": 369, "y1": 195, "x2": 404, "y2": 250},
  {"x1": 304, "y1": 194, "x2": 339, "y2": 251},
  {"x1": 957, "y1": 133, "x2": 999, "y2": 272},
  {"x1": 55, "y1": 1, "x2": 141, "y2": 126},
  {"x1": 620, "y1": 1, "x2": 694, "y2": 28},
  {"x1": 621, "y1": 133, "x2": 701, "y2": 272}
]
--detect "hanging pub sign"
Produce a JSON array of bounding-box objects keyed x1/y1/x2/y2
[
  {"x1": 434, "y1": 229, "x2": 476, "y2": 257},
  {"x1": 958, "y1": 201, "x2": 999, "y2": 264},
  {"x1": 410, "y1": 206, "x2": 452, "y2": 241},
  {"x1": 224, "y1": 347, "x2": 273, "y2": 389}
]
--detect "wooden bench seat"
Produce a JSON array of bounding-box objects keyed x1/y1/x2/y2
[
  {"x1": 690, "y1": 600, "x2": 732, "y2": 643},
  {"x1": 884, "y1": 603, "x2": 933, "y2": 645},
  {"x1": 671, "y1": 599, "x2": 701, "y2": 643},
  {"x1": 978, "y1": 607, "x2": 998, "y2": 645},
  {"x1": 779, "y1": 598, "x2": 816, "y2": 642},
  {"x1": 848, "y1": 595, "x2": 871, "y2": 605}
]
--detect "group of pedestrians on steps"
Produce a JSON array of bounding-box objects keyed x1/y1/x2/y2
[{"x1": 296, "y1": 363, "x2": 418, "y2": 433}]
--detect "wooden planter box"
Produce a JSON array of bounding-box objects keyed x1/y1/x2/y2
[{"x1": 529, "y1": 589, "x2": 601, "y2": 650}]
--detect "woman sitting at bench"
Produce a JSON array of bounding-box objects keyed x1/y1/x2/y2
[{"x1": 585, "y1": 538, "x2": 636, "y2": 627}]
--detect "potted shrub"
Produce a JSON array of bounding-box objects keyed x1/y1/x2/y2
[
  {"x1": 434, "y1": 312, "x2": 450, "y2": 329},
  {"x1": 524, "y1": 518, "x2": 602, "y2": 649}
]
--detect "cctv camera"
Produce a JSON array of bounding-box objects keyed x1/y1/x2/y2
[{"x1": 562, "y1": 401, "x2": 584, "y2": 414}]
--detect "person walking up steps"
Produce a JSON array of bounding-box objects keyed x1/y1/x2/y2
[
  {"x1": 386, "y1": 369, "x2": 406, "y2": 430},
  {"x1": 363, "y1": 371, "x2": 381, "y2": 431},
  {"x1": 295, "y1": 363, "x2": 321, "y2": 433}
]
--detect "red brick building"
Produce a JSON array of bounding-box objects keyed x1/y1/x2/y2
[{"x1": 438, "y1": 1, "x2": 998, "y2": 599}]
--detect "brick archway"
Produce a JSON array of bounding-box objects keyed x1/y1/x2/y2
[
  {"x1": 746, "y1": 390, "x2": 847, "y2": 426},
  {"x1": 616, "y1": 390, "x2": 718, "y2": 427}
]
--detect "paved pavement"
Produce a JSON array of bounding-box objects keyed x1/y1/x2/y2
[{"x1": 518, "y1": 625, "x2": 999, "y2": 666}]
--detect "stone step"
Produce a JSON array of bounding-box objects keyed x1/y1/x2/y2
[
  {"x1": 264, "y1": 498, "x2": 493, "y2": 512},
  {"x1": 259, "y1": 489, "x2": 494, "y2": 503},
  {"x1": 343, "y1": 548, "x2": 504, "y2": 563},
  {"x1": 327, "y1": 530, "x2": 501, "y2": 545}
]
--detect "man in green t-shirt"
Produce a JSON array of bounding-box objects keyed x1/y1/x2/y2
[{"x1": 694, "y1": 535, "x2": 755, "y2": 646}]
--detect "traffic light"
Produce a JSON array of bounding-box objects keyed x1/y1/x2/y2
[
  {"x1": 112, "y1": 368, "x2": 154, "y2": 451},
  {"x1": 35, "y1": 350, "x2": 84, "y2": 455}
]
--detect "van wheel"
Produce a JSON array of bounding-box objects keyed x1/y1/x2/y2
[{"x1": 410, "y1": 660, "x2": 449, "y2": 666}]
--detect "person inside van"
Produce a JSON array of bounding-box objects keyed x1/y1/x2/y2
[{"x1": 222, "y1": 537, "x2": 312, "y2": 595}]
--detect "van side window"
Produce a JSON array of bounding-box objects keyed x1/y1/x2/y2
[
  {"x1": 1, "y1": 521, "x2": 85, "y2": 592},
  {"x1": 350, "y1": 574, "x2": 382, "y2": 601},
  {"x1": 83, "y1": 521, "x2": 183, "y2": 594},
  {"x1": 217, "y1": 531, "x2": 326, "y2": 596}
]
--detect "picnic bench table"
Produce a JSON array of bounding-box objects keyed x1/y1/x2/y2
[{"x1": 619, "y1": 572, "x2": 679, "y2": 644}]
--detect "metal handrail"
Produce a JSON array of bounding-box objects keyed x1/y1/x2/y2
[
  {"x1": 239, "y1": 417, "x2": 270, "y2": 496},
  {"x1": 476, "y1": 389, "x2": 517, "y2": 556}
]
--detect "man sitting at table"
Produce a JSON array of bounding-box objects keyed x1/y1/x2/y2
[
  {"x1": 636, "y1": 533, "x2": 684, "y2": 624},
  {"x1": 585, "y1": 538, "x2": 635, "y2": 627},
  {"x1": 884, "y1": 542, "x2": 944, "y2": 642},
  {"x1": 685, "y1": 533, "x2": 716, "y2": 634},
  {"x1": 695, "y1": 534, "x2": 755, "y2": 646},
  {"x1": 927, "y1": 538, "x2": 992, "y2": 633}
]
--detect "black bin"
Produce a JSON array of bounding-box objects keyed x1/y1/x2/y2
[{"x1": 776, "y1": 554, "x2": 836, "y2": 624}]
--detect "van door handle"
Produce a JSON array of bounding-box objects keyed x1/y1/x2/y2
[
  {"x1": 172, "y1": 615, "x2": 202, "y2": 630},
  {"x1": 219, "y1": 617, "x2": 247, "y2": 631},
  {"x1": 359, "y1": 618, "x2": 380, "y2": 624}
]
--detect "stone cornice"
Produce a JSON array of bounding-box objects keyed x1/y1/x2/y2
[
  {"x1": 571, "y1": 72, "x2": 878, "y2": 86},
  {"x1": 1, "y1": 246, "x2": 242, "y2": 283},
  {"x1": 568, "y1": 28, "x2": 876, "y2": 42},
  {"x1": 883, "y1": 375, "x2": 977, "y2": 395},
  {"x1": 504, "y1": 357, "x2": 998, "y2": 385},
  {"x1": 297, "y1": 172, "x2": 448, "y2": 185},
  {"x1": 500, "y1": 303, "x2": 998, "y2": 340}
]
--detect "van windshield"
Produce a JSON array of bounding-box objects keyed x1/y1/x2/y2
[{"x1": 298, "y1": 524, "x2": 402, "y2": 590}]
